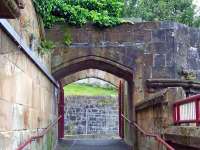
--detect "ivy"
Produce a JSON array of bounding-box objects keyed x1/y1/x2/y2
[
  {"x1": 33, "y1": 0, "x2": 124, "y2": 28},
  {"x1": 33, "y1": 0, "x2": 57, "y2": 27},
  {"x1": 38, "y1": 40, "x2": 56, "y2": 55}
]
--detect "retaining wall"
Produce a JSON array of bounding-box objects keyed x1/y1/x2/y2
[
  {"x1": 64, "y1": 96, "x2": 119, "y2": 138},
  {"x1": 0, "y1": 1, "x2": 58, "y2": 149}
]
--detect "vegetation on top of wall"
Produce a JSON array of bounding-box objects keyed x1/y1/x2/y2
[
  {"x1": 63, "y1": 30, "x2": 72, "y2": 46},
  {"x1": 33, "y1": 0, "x2": 200, "y2": 28},
  {"x1": 97, "y1": 98, "x2": 116, "y2": 106},
  {"x1": 38, "y1": 40, "x2": 56, "y2": 55},
  {"x1": 178, "y1": 69, "x2": 197, "y2": 80},
  {"x1": 33, "y1": 0, "x2": 124, "y2": 28}
]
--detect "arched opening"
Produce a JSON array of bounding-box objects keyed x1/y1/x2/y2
[
  {"x1": 61, "y1": 69, "x2": 121, "y2": 88},
  {"x1": 55, "y1": 57, "x2": 135, "y2": 147},
  {"x1": 63, "y1": 78, "x2": 119, "y2": 139},
  {"x1": 53, "y1": 57, "x2": 133, "y2": 81}
]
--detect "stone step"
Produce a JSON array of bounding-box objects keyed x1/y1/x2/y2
[{"x1": 55, "y1": 139, "x2": 132, "y2": 150}]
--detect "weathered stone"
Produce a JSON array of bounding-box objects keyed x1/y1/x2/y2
[
  {"x1": 61, "y1": 69, "x2": 121, "y2": 87},
  {"x1": 0, "y1": 2, "x2": 57, "y2": 148},
  {"x1": 136, "y1": 87, "x2": 186, "y2": 150},
  {"x1": 64, "y1": 96, "x2": 119, "y2": 137},
  {"x1": 165, "y1": 126, "x2": 200, "y2": 149},
  {"x1": 0, "y1": 99, "x2": 13, "y2": 131}
]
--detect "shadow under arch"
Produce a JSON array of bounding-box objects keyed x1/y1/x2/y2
[{"x1": 61, "y1": 69, "x2": 123, "y2": 88}]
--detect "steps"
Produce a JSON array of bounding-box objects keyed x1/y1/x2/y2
[{"x1": 55, "y1": 139, "x2": 131, "y2": 150}]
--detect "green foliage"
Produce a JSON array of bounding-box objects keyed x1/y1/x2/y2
[
  {"x1": 33, "y1": 0, "x2": 124, "y2": 28},
  {"x1": 61, "y1": 26, "x2": 72, "y2": 46},
  {"x1": 63, "y1": 32, "x2": 72, "y2": 46},
  {"x1": 38, "y1": 40, "x2": 56, "y2": 55},
  {"x1": 64, "y1": 83, "x2": 117, "y2": 96},
  {"x1": 97, "y1": 99, "x2": 115, "y2": 106},
  {"x1": 124, "y1": 0, "x2": 200, "y2": 27},
  {"x1": 178, "y1": 69, "x2": 197, "y2": 80},
  {"x1": 33, "y1": 0, "x2": 60, "y2": 28},
  {"x1": 46, "y1": 130, "x2": 54, "y2": 150}
]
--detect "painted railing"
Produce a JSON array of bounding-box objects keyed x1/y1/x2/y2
[
  {"x1": 173, "y1": 94, "x2": 200, "y2": 126},
  {"x1": 16, "y1": 116, "x2": 62, "y2": 150},
  {"x1": 121, "y1": 114, "x2": 175, "y2": 150}
]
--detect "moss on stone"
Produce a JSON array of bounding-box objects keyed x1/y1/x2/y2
[
  {"x1": 46, "y1": 130, "x2": 54, "y2": 150},
  {"x1": 97, "y1": 99, "x2": 115, "y2": 106}
]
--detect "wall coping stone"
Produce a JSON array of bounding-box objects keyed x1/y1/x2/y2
[
  {"x1": 165, "y1": 126, "x2": 200, "y2": 148},
  {"x1": 135, "y1": 89, "x2": 168, "y2": 111},
  {"x1": 147, "y1": 79, "x2": 200, "y2": 95}
]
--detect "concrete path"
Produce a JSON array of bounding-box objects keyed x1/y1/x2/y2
[{"x1": 55, "y1": 139, "x2": 131, "y2": 150}]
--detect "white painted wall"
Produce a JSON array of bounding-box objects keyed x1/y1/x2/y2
[{"x1": 194, "y1": 0, "x2": 200, "y2": 15}]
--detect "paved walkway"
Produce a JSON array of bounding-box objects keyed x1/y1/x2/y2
[{"x1": 56, "y1": 139, "x2": 131, "y2": 150}]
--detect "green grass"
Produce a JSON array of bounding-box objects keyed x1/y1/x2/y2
[{"x1": 64, "y1": 83, "x2": 117, "y2": 97}]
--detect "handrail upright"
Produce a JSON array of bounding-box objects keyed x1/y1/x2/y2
[
  {"x1": 16, "y1": 116, "x2": 62, "y2": 150},
  {"x1": 121, "y1": 114, "x2": 175, "y2": 150}
]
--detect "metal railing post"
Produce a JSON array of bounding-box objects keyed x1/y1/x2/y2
[
  {"x1": 177, "y1": 104, "x2": 180, "y2": 125},
  {"x1": 196, "y1": 99, "x2": 200, "y2": 126},
  {"x1": 118, "y1": 80, "x2": 122, "y2": 138},
  {"x1": 173, "y1": 94, "x2": 200, "y2": 126},
  {"x1": 16, "y1": 116, "x2": 62, "y2": 150},
  {"x1": 173, "y1": 104, "x2": 177, "y2": 125},
  {"x1": 121, "y1": 114, "x2": 175, "y2": 150}
]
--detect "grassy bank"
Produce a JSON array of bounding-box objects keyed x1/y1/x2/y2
[{"x1": 64, "y1": 83, "x2": 117, "y2": 97}]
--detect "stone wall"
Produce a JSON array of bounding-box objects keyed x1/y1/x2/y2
[
  {"x1": 136, "y1": 86, "x2": 200, "y2": 149},
  {"x1": 64, "y1": 96, "x2": 119, "y2": 138},
  {"x1": 7, "y1": 0, "x2": 51, "y2": 70},
  {"x1": 135, "y1": 87, "x2": 186, "y2": 150},
  {"x1": 165, "y1": 126, "x2": 200, "y2": 149},
  {"x1": 0, "y1": 0, "x2": 58, "y2": 149},
  {"x1": 47, "y1": 22, "x2": 200, "y2": 104},
  {"x1": 0, "y1": 28, "x2": 58, "y2": 149},
  {"x1": 175, "y1": 24, "x2": 200, "y2": 80}
]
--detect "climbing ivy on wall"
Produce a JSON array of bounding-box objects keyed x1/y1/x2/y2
[
  {"x1": 33, "y1": 0, "x2": 124, "y2": 28},
  {"x1": 38, "y1": 40, "x2": 56, "y2": 55},
  {"x1": 33, "y1": 0, "x2": 58, "y2": 28}
]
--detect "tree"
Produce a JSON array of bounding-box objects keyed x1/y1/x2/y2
[{"x1": 124, "y1": 0, "x2": 200, "y2": 27}]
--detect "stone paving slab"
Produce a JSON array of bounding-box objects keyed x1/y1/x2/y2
[{"x1": 56, "y1": 139, "x2": 131, "y2": 150}]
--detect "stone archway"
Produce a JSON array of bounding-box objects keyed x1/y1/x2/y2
[
  {"x1": 55, "y1": 56, "x2": 135, "y2": 145},
  {"x1": 47, "y1": 21, "x2": 200, "y2": 149},
  {"x1": 61, "y1": 69, "x2": 126, "y2": 138},
  {"x1": 46, "y1": 23, "x2": 147, "y2": 147},
  {"x1": 61, "y1": 69, "x2": 122, "y2": 87},
  {"x1": 53, "y1": 56, "x2": 134, "y2": 81}
]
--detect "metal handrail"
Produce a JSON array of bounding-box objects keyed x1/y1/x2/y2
[
  {"x1": 173, "y1": 94, "x2": 200, "y2": 126},
  {"x1": 121, "y1": 114, "x2": 175, "y2": 150},
  {"x1": 16, "y1": 116, "x2": 62, "y2": 150},
  {"x1": 173, "y1": 94, "x2": 200, "y2": 105}
]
